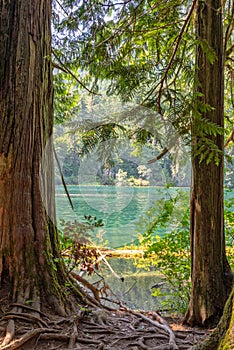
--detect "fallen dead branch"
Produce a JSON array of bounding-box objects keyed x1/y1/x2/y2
[
  {"x1": 71, "y1": 271, "x2": 101, "y2": 302},
  {"x1": 100, "y1": 248, "x2": 144, "y2": 258}
]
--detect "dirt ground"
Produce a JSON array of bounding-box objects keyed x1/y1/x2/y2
[{"x1": 0, "y1": 296, "x2": 211, "y2": 350}]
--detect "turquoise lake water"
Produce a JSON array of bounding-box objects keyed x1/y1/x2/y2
[
  {"x1": 55, "y1": 185, "x2": 189, "y2": 248},
  {"x1": 55, "y1": 185, "x2": 233, "y2": 311}
]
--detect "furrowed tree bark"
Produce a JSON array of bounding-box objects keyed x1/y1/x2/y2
[
  {"x1": 0, "y1": 0, "x2": 82, "y2": 314},
  {"x1": 184, "y1": 0, "x2": 233, "y2": 327}
]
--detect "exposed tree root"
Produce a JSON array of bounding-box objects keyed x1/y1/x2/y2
[
  {"x1": 1, "y1": 319, "x2": 15, "y2": 346},
  {"x1": 0, "y1": 278, "x2": 210, "y2": 350},
  {"x1": 68, "y1": 322, "x2": 78, "y2": 348},
  {"x1": 0, "y1": 306, "x2": 210, "y2": 350},
  {"x1": 130, "y1": 310, "x2": 179, "y2": 349},
  {"x1": 0, "y1": 328, "x2": 59, "y2": 350},
  {"x1": 10, "y1": 303, "x2": 50, "y2": 318},
  {"x1": 3, "y1": 312, "x2": 49, "y2": 327}
]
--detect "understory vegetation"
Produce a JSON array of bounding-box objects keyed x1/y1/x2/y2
[
  {"x1": 1, "y1": 1, "x2": 234, "y2": 349},
  {"x1": 58, "y1": 188, "x2": 234, "y2": 316},
  {"x1": 137, "y1": 189, "x2": 234, "y2": 315}
]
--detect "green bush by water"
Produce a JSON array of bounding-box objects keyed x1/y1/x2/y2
[
  {"x1": 137, "y1": 188, "x2": 234, "y2": 315},
  {"x1": 57, "y1": 187, "x2": 234, "y2": 315}
]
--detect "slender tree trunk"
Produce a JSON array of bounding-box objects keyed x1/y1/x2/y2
[
  {"x1": 184, "y1": 0, "x2": 233, "y2": 327},
  {"x1": 0, "y1": 0, "x2": 81, "y2": 315}
]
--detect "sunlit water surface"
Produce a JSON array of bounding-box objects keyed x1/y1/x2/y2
[
  {"x1": 55, "y1": 185, "x2": 189, "y2": 247},
  {"x1": 55, "y1": 185, "x2": 233, "y2": 311}
]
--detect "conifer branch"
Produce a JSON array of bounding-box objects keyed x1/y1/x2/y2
[
  {"x1": 52, "y1": 49, "x2": 100, "y2": 95},
  {"x1": 141, "y1": 0, "x2": 197, "y2": 111},
  {"x1": 147, "y1": 134, "x2": 180, "y2": 164}
]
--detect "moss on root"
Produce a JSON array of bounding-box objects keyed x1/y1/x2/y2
[{"x1": 191, "y1": 289, "x2": 234, "y2": 350}]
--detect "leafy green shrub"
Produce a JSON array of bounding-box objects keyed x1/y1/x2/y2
[
  {"x1": 147, "y1": 225, "x2": 190, "y2": 314},
  {"x1": 138, "y1": 188, "x2": 234, "y2": 315},
  {"x1": 137, "y1": 188, "x2": 191, "y2": 314}
]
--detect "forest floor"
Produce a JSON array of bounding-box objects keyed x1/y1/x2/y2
[
  {"x1": 0, "y1": 295, "x2": 212, "y2": 350},
  {"x1": 0, "y1": 250, "x2": 212, "y2": 349}
]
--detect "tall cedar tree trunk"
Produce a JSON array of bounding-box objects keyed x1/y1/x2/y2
[
  {"x1": 184, "y1": 0, "x2": 233, "y2": 327},
  {"x1": 0, "y1": 0, "x2": 81, "y2": 314}
]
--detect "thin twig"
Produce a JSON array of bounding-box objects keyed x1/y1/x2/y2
[
  {"x1": 224, "y1": 129, "x2": 234, "y2": 147},
  {"x1": 141, "y1": 0, "x2": 197, "y2": 109},
  {"x1": 52, "y1": 49, "x2": 100, "y2": 95},
  {"x1": 54, "y1": 0, "x2": 69, "y2": 16},
  {"x1": 224, "y1": 0, "x2": 234, "y2": 57},
  {"x1": 53, "y1": 144, "x2": 74, "y2": 210}
]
